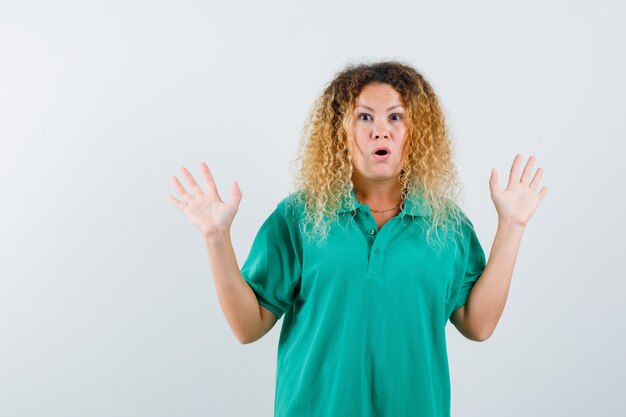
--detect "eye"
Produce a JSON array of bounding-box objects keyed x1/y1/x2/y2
[{"x1": 357, "y1": 113, "x2": 403, "y2": 122}]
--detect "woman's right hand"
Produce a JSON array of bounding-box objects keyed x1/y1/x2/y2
[{"x1": 167, "y1": 162, "x2": 242, "y2": 238}]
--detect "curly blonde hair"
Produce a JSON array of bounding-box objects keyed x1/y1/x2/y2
[{"x1": 287, "y1": 60, "x2": 471, "y2": 252}]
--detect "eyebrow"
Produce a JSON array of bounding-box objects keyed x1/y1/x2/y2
[{"x1": 355, "y1": 104, "x2": 404, "y2": 111}]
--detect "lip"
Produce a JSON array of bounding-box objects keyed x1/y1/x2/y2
[{"x1": 372, "y1": 147, "x2": 391, "y2": 161}]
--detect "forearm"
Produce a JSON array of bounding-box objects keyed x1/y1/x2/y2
[
  {"x1": 203, "y1": 231, "x2": 263, "y2": 344},
  {"x1": 465, "y1": 219, "x2": 525, "y2": 340}
]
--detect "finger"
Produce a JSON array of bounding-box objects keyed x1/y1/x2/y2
[
  {"x1": 230, "y1": 180, "x2": 242, "y2": 208},
  {"x1": 180, "y1": 167, "x2": 204, "y2": 196},
  {"x1": 200, "y1": 162, "x2": 221, "y2": 199},
  {"x1": 172, "y1": 176, "x2": 194, "y2": 201},
  {"x1": 507, "y1": 153, "x2": 522, "y2": 189},
  {"x1": 489, "y1": 168, "x2": 501, "y2": 197},
  {"x1": 166, "y1": 194, "x2": 187, "y2": 210},
  {"x1": 538, "y1": 186, "x2": 548, "y2": 200},
  {"x1": 520, "y1": 155, "x2": 536, "y2": 185},
  {"x1": 529, "y1": 167, "x2": 544, "y2": 190}
]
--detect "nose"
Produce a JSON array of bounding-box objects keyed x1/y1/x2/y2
[
  {"x1": 372, "y1": 129, "x2": 390, "y2": 140},
  {"x1": 371, "y1": 117, "x2": 390, "y2": 140}
]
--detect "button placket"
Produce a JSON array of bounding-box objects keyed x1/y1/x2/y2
[
  {"x1": 357, "y1": 207, "x2": 391, "y2": 278},
  {"x1": 367, "y1": 242, "x2": 384, "y2": 277},
  {"x1": 366, "y1": 219, "x2": 397, "y2": 278},
  {"x1": 369, "y1": 233, "x2": 384, "y2": 264}
]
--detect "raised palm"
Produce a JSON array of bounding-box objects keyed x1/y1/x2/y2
[
  {"x1": 489, "y1": 154, "x2": 548, "y2": 227},
  {"x1": 167, "y1": 162, "x2": 242, "y2": 237}
]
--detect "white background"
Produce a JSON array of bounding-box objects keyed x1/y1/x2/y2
[{"x1": 1, "y1": 1, "x2": 624, "y2": 416}]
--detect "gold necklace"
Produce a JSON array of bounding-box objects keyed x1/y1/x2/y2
[{"x1": 356, "y1": 198, "x2": 401, "y2": 214}]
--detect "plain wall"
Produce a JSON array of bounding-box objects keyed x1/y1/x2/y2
[{"x1": 1, "y1": 0, "x2": 624, "y2": 416}]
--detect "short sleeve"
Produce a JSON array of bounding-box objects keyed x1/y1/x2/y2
[
  {"x1": 448, "y1": 217, "x2": 487, "y2": 321},
  {"x1": 240, "y1": 205, "x2": 302, "y2": 320}
]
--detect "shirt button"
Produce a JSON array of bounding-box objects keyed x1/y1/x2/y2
[
  {"x1": 369, "y1": 229, "x2": 376, "y2": 235},
  {"x1": 374, "y1": 248, "x2": 380, "y2": 255}
]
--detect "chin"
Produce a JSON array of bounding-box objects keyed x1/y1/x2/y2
[
  {"x1": 354, "y1": 163, "x2": 401, "y2": 177},
  {"x1": 364, "y1": 171, "x2": 402, "y2": 180}
]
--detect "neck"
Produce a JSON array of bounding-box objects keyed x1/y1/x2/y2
[{"x1": 352, "y1": 173, "x2": 403, "y2": 211}]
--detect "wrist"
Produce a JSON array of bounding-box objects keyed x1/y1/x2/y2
[
  {"x1": 497, "y1": 217, "x2": 526, "y2": 232},
  {"x1": 203, "y1": 228, "x2": 231, "y2": 245}
]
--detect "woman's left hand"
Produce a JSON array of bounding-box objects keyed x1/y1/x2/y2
[{"x1": 489, "y1": 154, "x2": 548, "y2": 227}]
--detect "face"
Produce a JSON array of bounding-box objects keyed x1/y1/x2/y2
[{"x1": 349, "y1": 82, "x2": 408, "y2": 181}]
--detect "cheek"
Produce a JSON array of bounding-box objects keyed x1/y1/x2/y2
[{"x1": 350, "y1": 136, "x2": 366, "y2": 157}]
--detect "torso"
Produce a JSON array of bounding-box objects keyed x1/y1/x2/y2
[{"x1": 251, "y1": 193, "x2": 480, "y2": 416}]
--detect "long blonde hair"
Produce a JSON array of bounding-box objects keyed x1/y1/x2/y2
[{"x1": 287, "y1": 60, "x2": 471, "y2": 252}]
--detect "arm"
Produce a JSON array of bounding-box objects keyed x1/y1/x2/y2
[
  {"x1": 250, "y1": 306, "x2": 280, "y2": 343},
  {"x1": 454, "y1": 154, "x2": 547, "y2": 341},
  {"x1": 168, "y1": 163, "x2": 280, "y2": 344},
  {"x1": 451, "y1": 219, "x2": 525, "y2": 341},
  {"x1": 204, "y1": 232, "x2": 278, "y2": 344}
]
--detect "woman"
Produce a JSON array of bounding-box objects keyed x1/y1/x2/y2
[{"x1": 167, "y1": 61, "x2": 548, "y2": 417}]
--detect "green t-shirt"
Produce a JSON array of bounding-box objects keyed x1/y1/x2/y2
[{"x1": 240, "y1": 188, "x2": 486, "y2": 417}]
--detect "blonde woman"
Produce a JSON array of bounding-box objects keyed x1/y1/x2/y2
[{"x1": 167, "y1": 61, "x2": 548, "y2": 417}]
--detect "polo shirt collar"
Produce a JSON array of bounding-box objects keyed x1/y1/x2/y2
[{"x1": 338, "y1": 188, "x2": 432, "y2": 217}]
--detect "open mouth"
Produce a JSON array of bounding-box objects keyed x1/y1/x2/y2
[
  {"x1": 372, "y1": 147, "x2": 391, "y2": 161},
  {"x1": 372, "y1": 147, "x2": 391, "y2": 156}
]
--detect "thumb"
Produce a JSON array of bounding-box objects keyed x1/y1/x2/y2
[
  {"x1": 230, "y1": 180, "x2": 243, "y2": 208},
  {"x1": 489, "y1": 168, "x2": 500, "y2": 197}
]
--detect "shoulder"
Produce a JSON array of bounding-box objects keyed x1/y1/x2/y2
[
  {"x1": 443, "y1": 201, "x2": 478, "y2": 252},
  {"x1": 270, "y1": 190, "x2": 306, "y2": 233},
  {"x1": 449, "y1": 204, "x2": 484, "y2": 264},
  {"x1": 276, "y1": 190, "x2": 306, "y2": 217},
  {"x1": 446, "y1": 200, "x2": 474, "y2": 230}
]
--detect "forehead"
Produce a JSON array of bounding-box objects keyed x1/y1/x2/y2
[{"x1": 355, "y1": 83, "x2": 404, "y2": 107}]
